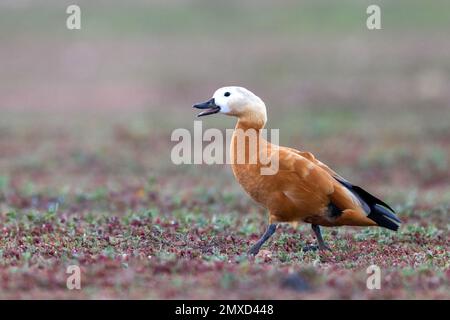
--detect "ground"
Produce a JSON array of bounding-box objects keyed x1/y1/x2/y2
[
  {"x1": 1, "y1": 109, "x2": 448, "y2": 299},
  {"x1": 0, "y1": 0, "x2": 449, "y2": 299}
]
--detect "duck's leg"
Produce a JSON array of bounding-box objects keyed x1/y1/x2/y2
[
  {"x1": 303, "y1": 224, "x2": 331, "y2": 251},
  {"x1": 247, "y1": 224, "x2": 277, "y2": 256},
  {"x1": 312, "y1": 224, "x2": 331, "y2": 250}
]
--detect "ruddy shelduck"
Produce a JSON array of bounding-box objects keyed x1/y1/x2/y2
[{"x1": 193, "y1": 86, "x2": 401, "y2": 255}]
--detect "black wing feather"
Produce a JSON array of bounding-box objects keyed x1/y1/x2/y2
[{"x1": 334, "y1": 177, "x2": 401, "y2": 231}]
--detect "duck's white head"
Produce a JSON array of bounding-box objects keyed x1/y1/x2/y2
[{"x1": 193, "y1": 86, "x2": 267, "y2": 128}]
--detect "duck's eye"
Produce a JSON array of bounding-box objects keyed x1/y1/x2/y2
[{"x1": 224, "y1": 92, "x2": 231, "y2": 97}]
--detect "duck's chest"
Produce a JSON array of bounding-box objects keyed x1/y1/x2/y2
[
  {"x1": 231, "y1": 163, "x2": 272, "y2": 204},
  {"x1": 229, "y1": 125, "x2": 273, "y2": 205}
]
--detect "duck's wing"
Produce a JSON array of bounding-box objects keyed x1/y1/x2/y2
[
  {"x1": 279, "y1": 147, "x2": 359, "y2": 208},
  {"x1": 283, "y1": 147, "x2": 348, "y2": 182},
  {"x1": 333, "y1": 176, "x2": 401, "y2": 230},
  {"x1": 281, "y1": 147, "x2": 401, "y2": 230},
  {"x1": 277, "y1": 147, "x2": 335, "y2": 196}
]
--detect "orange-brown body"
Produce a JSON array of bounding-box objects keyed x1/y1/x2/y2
[{"x1": 230, "y1": 119, "x2": 376, "y2": 228}]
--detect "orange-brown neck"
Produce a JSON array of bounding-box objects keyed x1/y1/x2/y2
[
  {"x1": 235, "y1": 111, "x2": 266, "y2": 131},
  {"x1": 230, "y1": 119, "x2": 270, "y2": 166}
]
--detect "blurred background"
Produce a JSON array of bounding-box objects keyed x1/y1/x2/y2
[
  {"x1": 1, "y1": 0, "x2": 449, "y2": 200},
  {"x1": 0, "y1": 0, "x2": 449, "y2": 299}
]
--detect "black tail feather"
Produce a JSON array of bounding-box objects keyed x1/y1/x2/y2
[
  {"x1": 335, "y1": 178, "x2": 401, "y2": 231},
  {"x1": 368, "y1": 204, "x2": 401, "y2": 231}
]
